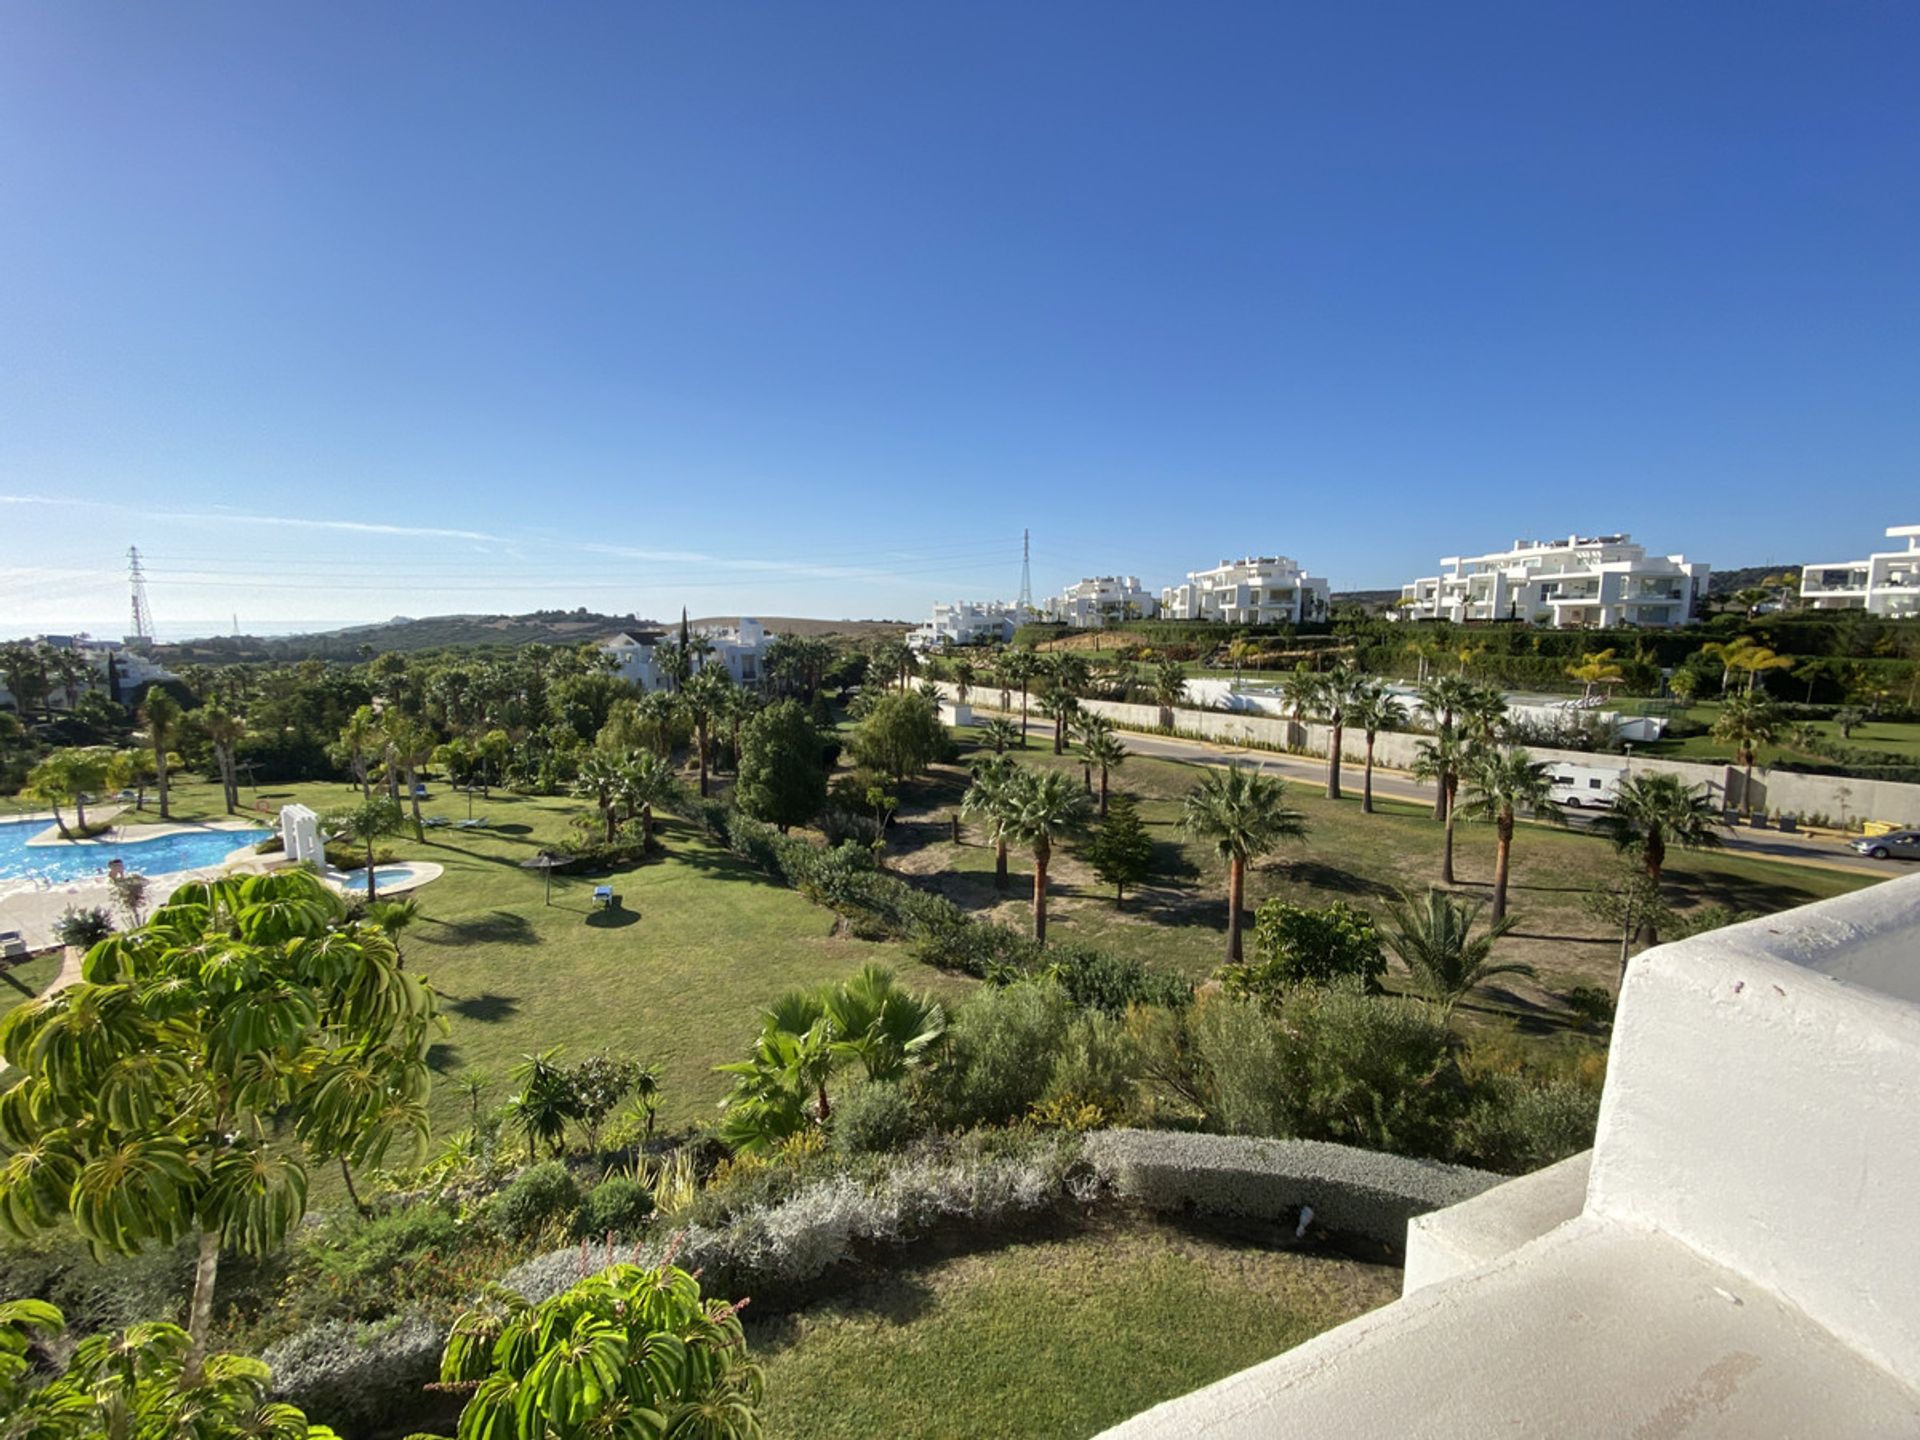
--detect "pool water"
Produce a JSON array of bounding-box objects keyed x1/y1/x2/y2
[
  {"x1": 0, "y1": 817, "x2": 267, "y2": 887},
  {"x1": 337, "y1": 865, "x2": 424, "y2": 894}
]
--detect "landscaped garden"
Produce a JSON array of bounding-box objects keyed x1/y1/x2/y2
[{"x1": 0, "y1": 631, "x2": 1900, "y2": 1439}]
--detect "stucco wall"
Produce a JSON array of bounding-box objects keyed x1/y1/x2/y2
[{"x1": 940, "y1": 682, "x2": 1920, "y2": 824}]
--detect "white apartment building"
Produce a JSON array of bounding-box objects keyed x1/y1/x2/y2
[
  {"x1": 600, "y1": 617, "x2": 773, "y2": 689},
  {"x1": 0, "y1": 634, "x2": 177, "y2": 713},
  {"x1": 1800, "y1": 524, "x2": 1920, "y2": 617},
  {"x1": 908, "y1": 600, "x2": 1023, "y2": 651},
  {"x1": 1397, "y1": 534, "x2": 1708, "y2": 628},
  {"x1": 1160, "y1": 557, "x2": 1329, "y2": 626},
  {"x1": 1044, "y1": 576, "x2": 1158, "y2": 627}
]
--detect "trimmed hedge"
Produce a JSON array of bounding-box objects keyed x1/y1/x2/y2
[
  {"x1": 1084, "y1": 1128, "x2": 1499, "y2": 1251},
  {"x1": 264, "y1": 1311, "x2": 447, "y2": 1436}
]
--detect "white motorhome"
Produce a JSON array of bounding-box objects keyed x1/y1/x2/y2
[{"x1": 1545, "y1": 761, "x2": 1627, "y2": 809}]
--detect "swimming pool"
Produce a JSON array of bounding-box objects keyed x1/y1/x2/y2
[
  {"x1": 336, "y1": 864, "x2": 431, "y2": 894},
  {"x1": 0, "y1": 818, "x2": 267, "y2": 887}
]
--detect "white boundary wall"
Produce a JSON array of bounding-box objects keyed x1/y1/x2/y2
[{"x1": 942, "y1": 683, "x2": 1920, "y2": 826}]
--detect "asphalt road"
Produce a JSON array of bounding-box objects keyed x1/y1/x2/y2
[{"x1": 1000, "y1": 713, "x2": 1894, "y2": 880}]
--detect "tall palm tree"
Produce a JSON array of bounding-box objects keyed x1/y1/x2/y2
[
  {"x1": 999, "y1": 767, "x2": 1090, "y2": 942},
  {"x1": 1381, "y1": 888, "x2": 1532, "y2": 1020},
  {"x1": 1456, "y1": 747, "x2": 1560, "y2": 921},
  {"x1": 385, "y1": 714, "x2": 438, "y2": 840},
  {"x1": 1180, "y1": 765, "x2": 1307, "y2": 963},
  {"x1": 1075, "y1": 712, "x2": 1115, "y2": 792},
  {"x1": 1412, "y1": 731, "x2": 1472, "y2": 885},
  {"x1": 1567, "y1": 649, "x2": 1625, "y2": 703},
  {"x1": 1456, "y1": 683, "x2": 1509, "y2": 748},
  {"x1": 721, "y1": 683, "x2": 760, "y2": 771},
  {"x1": 1597, "y1": 772, "x2": 1723, "y2": 944},
  {"x1": 950, "y1": 658, "x2": 977, "y2": 706},
  {"x1": 198, "y1": 703, "x2": 246, "y2": 815},
  {"x1": 1083, "y1": 732, "x2": 1127, "y2": 817},
  {"x1": 139, "y1": 688, "x2": 182, "y2": 821},
  {"x1": 1713, "y1": 692, "x2": 1779, "y2": 815},
  {"x1": 1416, "y1": 674, "x2": 1475, "y2": 822},
  {"x1": 1040, "y1": 691, "x2": 1080, "y2": 756},
  {"x1": 1315, "y1": 665, "x2": 1365, "y2": 800},
  {"x1": 961, "y1": 755, "x2": 1022, "y2": 892},
  {"x1": 1278, "y1": 667, "x2": 1322, "y2": 746},
  {"x1": 682, "y1": 670, "x2": 730, "y2": 797},
  {"x1": 1350, "y1": 682, "x2": 1406, "y2": 815},
  {"x1": 636, "y1": 689, "x2": 681, "y2": 758},
  {"x1": 323, "y1": 796, "x2": 405, "y2": 902}
]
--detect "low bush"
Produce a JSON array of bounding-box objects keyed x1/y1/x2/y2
[
  {"x1": 935, "y1": 980, "x2": 1073, "y2": 1127},
  {"x1": 1455, "y1": 1076, "x2": 1601, "y2": 1174},
  {"x1": 265, "y1": 1311, "x2": 447, "y2": 1435},
  {"x1": 1220, "y1": 900, "x2": 1386, "y2": 997},
  {"x1": 832, "y1": 1081, "x2": 923, "y2": 1156},
  {"x1": 1040, "y1": 943, "x2": 1194, "y2": 1013},
  {"x1": 1043, "y1": 1010, "x2": 1145, "y2": 1122},
  {"x1": 487, "y1": 1162, "x2": 583, "y2": 1242},
  {"x1": 578, "y1": 1176, "x2": 655, "y2": 1237}
]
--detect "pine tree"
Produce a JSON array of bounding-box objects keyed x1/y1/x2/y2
[{"x1": 1084, "y1": 791, "x2": 1154, "y2": 906}]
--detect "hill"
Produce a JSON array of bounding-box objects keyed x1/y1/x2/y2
[{"x1": 161, "y1": 610, "x2": 911, "y2": 662}]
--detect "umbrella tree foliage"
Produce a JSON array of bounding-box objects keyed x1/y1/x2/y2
[{"x1": 0, "y1": 870, "x2": 439, "y2": 1381}]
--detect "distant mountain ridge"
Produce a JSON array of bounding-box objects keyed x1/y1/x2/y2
[{"x1": 160, "y1": 609, "x2": 911, "y2": 661}]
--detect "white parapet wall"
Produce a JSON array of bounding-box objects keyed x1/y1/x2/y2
[{"x1": 1099, "y1": 873, "x2": 1920, "y2": 1436}]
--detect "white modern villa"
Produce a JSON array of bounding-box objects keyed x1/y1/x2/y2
[
  {"x1": 599, "y1": 617, "x2": 773, "y2": 689},
  {"x1": 1396, "y1": 534, "x2": 1708, "y2": 627},
  {"x1": 1800, "y1": 524, "x2": 1920, "y2": 617},
  {"x1": 1160, "y1": 556, "x2": 1329, "y2": 626},
  {"x1": 908, "y1": 600, "x2": 1025, "y2": 651},
  {"x1": 1044, "y1": 575, "x2": 1159, "y2": 627},
  {"x1": 0, "y1": 633, "x2": 178, "y2": 713}
]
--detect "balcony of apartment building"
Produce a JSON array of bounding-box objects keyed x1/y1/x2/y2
[{"x1": 1104, "y1": 875, "x2": 1920, "y2": 1439}]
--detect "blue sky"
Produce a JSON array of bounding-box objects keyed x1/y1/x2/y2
[{"x1": 2, "y1": 3, "x2": 1914, "y2": 638}]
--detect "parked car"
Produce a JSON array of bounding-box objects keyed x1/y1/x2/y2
[{"x1": 1852, "y1": 830, "x2": 1920, "y2": 861}]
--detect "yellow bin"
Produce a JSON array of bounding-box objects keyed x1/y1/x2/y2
[{"x1": 1862, "y1": 820, "x2": 1899, "y2": 837}]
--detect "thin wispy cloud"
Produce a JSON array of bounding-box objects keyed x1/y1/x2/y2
[{"x1": 0, "y1": 494, "x2": 509, "y2": 545}]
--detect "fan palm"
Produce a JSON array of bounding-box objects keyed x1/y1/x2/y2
[
  {"x1": 636, "y1": 689, "x2": 681, "y2": 758},
  {"x1": 572, "y1": 753, "x2": 624, "y2": 841},
  {"x1": 1350, "y1": 682, "x2": 1406, "y2": 815},
  {"x1": 1597, "y1": 772, "x2": 1723, "y2": 944},
  {"x1": 1075, "y1": 712, "x2": 1115, "y2": 791},
  {"x1": 1713, "y1": 692, "x2": 1779, "y2": 815},
  {"x1": 682, "y1": 669, "x2": 731, "y2": 796},
  {"x1": 1151, "y1": 658, "x2": 1186, "y2": 729},
  {"x1": 616, "y1": 749, "x2": 682, "y2": 845},
  {"x1": 962, "y1": 755, "x2": 1022, "y2": 891},
  {"x1": 1180, "y1": 765, "x2": 1307, "y2": 963},
  {"x1": 139, "y1": 688, "x2": 182, "y2": 820},
  {"x1": 981, "y1": 715, "x2": 1020, "y2": 754},
  {"x1": 1415, "y1": 674, "x2": 1475, "y2": 821},
  {"x1": 1412, "y1": 730, "x2": 1472, "y2": 885},
  {"x1": 1083, "y1": 732, "x2": 1128, "y2": 816},
  {"x1": 998, "y1": 767, "x2": 1091, "y2": 942},
  {"x1": 1382, "y1": 888, "x2": 1533, "y2": 1020},
  {"x1": 1315, "y1": 664, "x2": 1366, "y2": 800},
  {"x1": 1456, "y1": 747, "x2": 1561, "y2": 921}
]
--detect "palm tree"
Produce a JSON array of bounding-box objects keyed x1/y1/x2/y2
[
  {"x1": 999, "y1": 767, "x2": 1090, "y2": 942},
  {"x1": 981, "y1": 716, "x2": 1020, "y2": 754},
  {"x1": 1278, "y1": 667, "x2": 1322, "y2": 746},
  {"x1": 1180, "y1": 765, "x2": 1307, "y2": 963},
  {"x1": 139, "y1": 688, "x2": 182, "y2": 821},
  {"x1": 1713, "y1": 692, "x2": 1779, "y2": 815},
  {"x1": 366, "y1": 896, "x2": 420, "y2": 970},
  {"x1": 1412, "y1": 731, "x2": 1472, "y2": 885},
  {"x1": 198, "y1": 704, "x2": 246, "y2": 815},
  {"x1": 106, "y1": 747, "x2": 157, "y2": 813},
  {"x1": 961, "y1": 755, "x2": 1022, "y2": 892},
  {"x1": 1150, "y1": 658, "x2": 1186, "y2": 729},
  {"x1": 1597, "y1": 772, "x2": 1722, "y2": 944},
  {"x1": 1040, "y1": 691, "x2": 1080, "y2": 755},
  {"x1": 1456, "y1": 682, "x2": 1509, "y2": 749},
  {"x1": 636, "y1": 689, "x2": 681, "y2": 758},
  {"x1": 616, "y1": 749, "x2": 681, "y2": 846},
  {"x1": 385, "y1": 714, "x2": 438, "y2": 840},
  {"x1": 1350, "y1": 683, "x2": 1406, "y2": 815},
  {"x1": 1566, "y1": 649, "x2": 1625, "y2": 703},
  {"x1": 721, "y1": 683, "x2": 759, "y2": 771},
  {"x1": 820, "y1": 963, "x2": 947, "y2": 1083},
  {"x1": 323, "y1": 796, "x2": 405, "y2": 902},
  {"x1": 1416, "y1": 674, "x2": 1475, "y2": 822},
  {"x1": 1075, "y1": 712, "x2": 1115, "y2": 792},
  {"x1": 1381, "y1": 888, "x2": 1532, "y2": 1020},
  {"x1": 682, "y1": 669, "x2": 730, "y2": 797},
  {"x1": 1456, "y1": 747, "x2": 1560, "y2": 921},
  {"x1": 1083, "y1": 732, "x2": 1127, "y2": 817},
  {"x1": 1315, "y1": 665, "x2": 1365, "y2": 800},
  {"x1": 950, "y1": 658, "x2": 977, "y2": 706},
  {"x1": 573, "y1": 753, "x2": 625, "y2": 841}
]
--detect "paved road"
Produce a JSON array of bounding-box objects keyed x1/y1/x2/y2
[{"x1": 999, "y1": 713, "x2": 1893, "y2": 880}]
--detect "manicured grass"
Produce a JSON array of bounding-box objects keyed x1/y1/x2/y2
[
  {"x1": 893, "y1": 731, "x2": 1878, "y2": 1035},
  {"x1": 754, "y1": 1216, "x2": 1398, "y2": 1440},
  {"x1": 131, "y1": 778, "x2": 970, "y2": 1140},
  {"x1": 1641, "y1": 702, "x2": 1920, "y2": 766}
]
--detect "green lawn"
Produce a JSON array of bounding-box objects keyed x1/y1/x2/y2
[
  {"x1": 894, "y1": 730, "x2": 1878, "y2": 1041},
  {"x1": 0, "y1": 953, "x2": 62, "y2": 1022},
  {"x1": 754, "y1": 1216, "x2": 1398, "y2": 1440},
  {"x1": 133, "y1": 778, "x2": 971, "y2": 1139},
  {"x1": 1640, "y1": 702, "x2": 1920, "y2": 766}
]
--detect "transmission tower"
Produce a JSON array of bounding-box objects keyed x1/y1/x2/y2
[
  {"x1": 127, "y1": 546, "x2": 155, "y2": 648},
  {"x1": 1017, "y1": 529, "x2": 1033, "y2": 612}
]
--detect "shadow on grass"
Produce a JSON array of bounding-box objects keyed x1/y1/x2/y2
[
  {"x1": 585, "y1": 907, "x2": 640, "y2": 929},
  {"x1": 1277, "y1": 859, "x2": 1395, "y2": 899},
  {"x1": 491, "y1": 823, "x2": 534, "y2": 836},
  {"x1": 1665, "y1": 867, "x2": 1825, "y2": 912},
  {"x1": 422, "y1": 909, "x2": 540, "y2": 946},
  {"x1": 445, "y1": 991, "x2": 522, "y2": 1023},
  {"x1": 427, "y1": 1042, "x2": 461, "y2": 1072}
]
